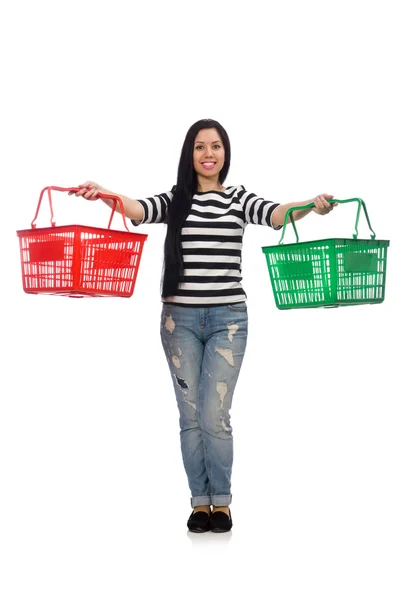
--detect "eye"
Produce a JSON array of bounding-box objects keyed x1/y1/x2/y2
[{"x1": 195, "y1": 144, "x2": 222, "y2": 150}]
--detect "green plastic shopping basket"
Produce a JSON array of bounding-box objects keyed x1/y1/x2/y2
[{"x1": 261, "y1": 197, "x2": 390, "y2": 309}]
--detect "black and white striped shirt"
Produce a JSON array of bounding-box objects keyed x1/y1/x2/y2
[{"x1": 132, "y1": 185, "x2": 281, "y2": 306}]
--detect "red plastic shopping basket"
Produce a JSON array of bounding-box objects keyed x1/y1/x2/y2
[{"x1": 16, "y1": 186, "x2": 148, "y2": 298}]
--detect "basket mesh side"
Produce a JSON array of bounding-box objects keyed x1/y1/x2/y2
[
  {"x1": 265, "y1": 242, "x2": 334, "y2": 307},
  {"x1": 336, "y1": 241, "x2": 387, "y2": 302},
  {"x1": 18, "y1": 230, "x2": 75, "y2": 291},
  {"x1": 262, "y1": 238, "x2": 389, "y2": 308},
  {"x1": 17, "y1": 226, "x2": 147, "y2": 297},
  {"x1": 79, "y1": 232, "x2": 142, "y2": 295}
]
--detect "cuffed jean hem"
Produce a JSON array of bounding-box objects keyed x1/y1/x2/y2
[
  {"x1": 191, "y1": 496, "x2": 211, "y2": 508},
  {"x1": 191, "y1": 494, "x2": 232, "y2": 508},
  {"x1": 211, "y1": 494, "x2": 232, "y2": 507}
]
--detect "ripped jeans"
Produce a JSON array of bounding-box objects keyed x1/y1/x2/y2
[{"x1": 160, "y1": 302, "x2": 248, "y2": 508}]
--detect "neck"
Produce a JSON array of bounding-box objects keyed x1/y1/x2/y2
[{"x1": 197, "y1": 175, "x2": 224, "y2": 193}]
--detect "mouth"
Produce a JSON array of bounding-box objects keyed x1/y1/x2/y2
[{"x1": 201, "y1": 162, "x2": 217, "y2": 170}]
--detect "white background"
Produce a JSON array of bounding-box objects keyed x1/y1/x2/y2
[{"x1": 1, "y1": 0, "x2": 396, "y2": 598}]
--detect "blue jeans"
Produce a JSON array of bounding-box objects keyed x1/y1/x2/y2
[{"x1": 160, "y1": 302, "x2": 248, "y2": 508}]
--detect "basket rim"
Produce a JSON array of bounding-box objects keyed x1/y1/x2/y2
[
  {"x1": 16, "y1": 223, "x2": 148, "y2": 239},
  {"x1": 262, "y1": 237, "x2": 390, "y2": 252}
]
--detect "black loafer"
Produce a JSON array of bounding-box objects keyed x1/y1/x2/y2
[
  {"x1": 187, "y1": 510, "x2": 211, "y2": 533},
  {"x1": 210, "y1": 509, "x2": 233, "y2": 532}
]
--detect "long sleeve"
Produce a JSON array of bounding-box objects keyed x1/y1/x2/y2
[
  {"x1": 237, "y1": 185, "x2": 282, "y2": 229},
  {"x1": 131, "y1": 189, "x2": 174, "y2": 226}
]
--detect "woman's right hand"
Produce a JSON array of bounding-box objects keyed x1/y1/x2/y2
[{"x1": 68, "y1": 181, "x2": 107, "y2": 200}]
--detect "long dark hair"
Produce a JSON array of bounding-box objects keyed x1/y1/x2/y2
[{"x1": 161, "y1": 118, "x2": 231, "y2": 298}]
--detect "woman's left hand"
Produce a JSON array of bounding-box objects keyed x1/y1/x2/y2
[{"x1": 312, "y1": 194, "x2": 338, "y2": 215}]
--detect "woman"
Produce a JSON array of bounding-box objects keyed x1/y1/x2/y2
[{"x1": 70, "y1": 118, "x2": 336, "y2": 533}]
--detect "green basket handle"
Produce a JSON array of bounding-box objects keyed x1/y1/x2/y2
[{"x1": 278, "y1": 197, "x2": 377, "y2": 245}]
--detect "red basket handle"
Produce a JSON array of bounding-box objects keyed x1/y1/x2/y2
[{"x1": 31, "y1": 186, "x2": 131, "y2": 232}]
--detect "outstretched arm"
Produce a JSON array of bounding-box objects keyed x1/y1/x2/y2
[
  {"x1": 271, "y1": 194, "x2": 336, "y2": 227},
  {"x1": 69, "y1": 181, "x2": 144, "y2": 221}
]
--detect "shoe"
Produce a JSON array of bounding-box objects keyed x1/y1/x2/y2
[
  {"x1": 187, "y1": 510, "x2": 211, "y2": 533},
  {"x1": 210, "y1": 509, "x2": 233, "y2": 532}
]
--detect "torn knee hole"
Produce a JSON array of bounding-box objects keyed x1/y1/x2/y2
[
  {"x1": 174, "y1": 375, "x2": 196, "y2": 409},
  {"x1": 164, "y1": 315, "x2": 175, "y2": 333},
  {"x1": 216, "y1": 381, "x2": 227, "y2": 409},
  {"x1": 227, "y1": 323, "x2": 239, "y2": 342},
  {"x1": 172, "y1": 355, "x2": 181, "y2": 368},
  {"x1": 215, "y1": 347, "x2": 234, "y2": 367},
  {"x1": 220, "y1": 417, "x2": 232, "y2": 432}
]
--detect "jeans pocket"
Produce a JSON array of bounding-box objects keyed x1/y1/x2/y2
[{"x1": 227, "y1": 302, "x2": 247, "y2": 312}]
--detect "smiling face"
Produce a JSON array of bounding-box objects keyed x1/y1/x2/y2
[{"x1": 193, "y1": 128, "x2": 226, "y2": 190}]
